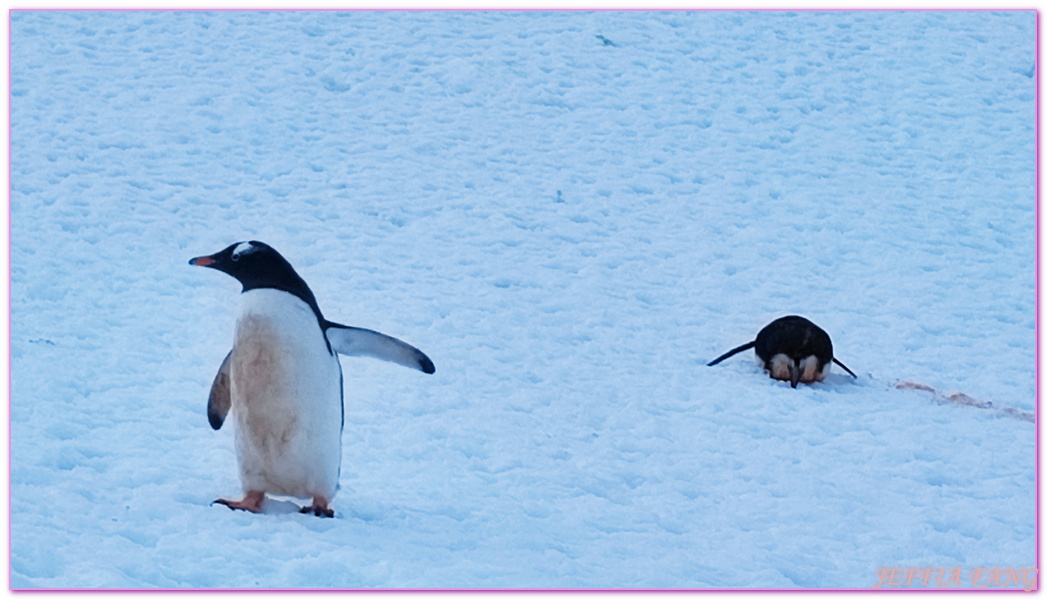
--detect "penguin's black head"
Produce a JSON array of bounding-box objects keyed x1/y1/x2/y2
[
  {"x1": 190, "y1": 241, "x2": 288, "y2": 286},
  {"x1": 190, "y1": 241, "x2": 322, "y2": 318}
]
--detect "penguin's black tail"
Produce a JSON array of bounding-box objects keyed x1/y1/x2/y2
[
  {"x1": 707, "y1": 341, "x2": 756, "y2": 367},
  {"x1": 833, "y1": 357, "x2": 857, "y2": 378}
]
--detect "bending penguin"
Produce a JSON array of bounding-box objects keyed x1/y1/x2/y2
[
  {"x1": 190, "y1": 241, "x2": 435, "y2": 518},
  {"x1": 707, "y1": 315, "x2": 856, "y2": 388}
]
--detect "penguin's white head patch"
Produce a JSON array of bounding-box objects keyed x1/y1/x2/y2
[{"x1": 232, "y1": 242, "x2": 258, "y2": 260}]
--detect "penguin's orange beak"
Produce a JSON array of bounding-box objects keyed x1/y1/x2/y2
[{"x1": 189, "y1": 255, "x2": 215, "y2": 267}]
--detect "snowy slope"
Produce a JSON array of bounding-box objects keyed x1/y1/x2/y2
[{"x1": 10, "y1": 10, "x2": 1036, "y2": 589}]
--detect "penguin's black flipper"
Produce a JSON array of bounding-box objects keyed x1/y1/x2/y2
[
  {"x1": 324, "y1": 321, "x2": 435, "y2": 374},
  {"x1": 707, "y1": 341, "x2": 757, "y2": 367},
  {"x1": 833, "y1": 357, "x2": 857, "y2": 379},
  {"x1": 207, "y1": 350, "x2": 233, "y2": 430}
]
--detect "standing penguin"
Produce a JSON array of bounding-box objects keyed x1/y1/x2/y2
[
  {"x1": 707, "y1": 315, "x2": 856, "y2": 388},
  {"x1": 190, "y1": 241, "x2": 435, "y2": 517}
]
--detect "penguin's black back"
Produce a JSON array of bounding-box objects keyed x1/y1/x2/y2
[{"x1": 754, "y1": 315, "x2": 833, "y2": 365}]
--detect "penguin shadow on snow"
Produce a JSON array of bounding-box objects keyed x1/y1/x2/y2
[
  {"x1": 707, "y1": 315, "x2": 857, "y2": 389},
  {"x1": 244, "y1": 496, "x2": 310, "y2": 517},
  {"x1": 189, "y1": 240, "x2": 435, "y2": 519}
]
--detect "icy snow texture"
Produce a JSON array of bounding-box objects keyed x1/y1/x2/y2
[{"x1": 10, "y1": 10, "x2": 1035, "y2": 589}]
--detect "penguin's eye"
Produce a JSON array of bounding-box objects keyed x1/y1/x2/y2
[{"x1": 231, "y1": 253, "x2": 240, "y2": 262}]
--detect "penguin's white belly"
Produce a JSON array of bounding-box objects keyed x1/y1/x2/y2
[{"x1": 230, "y1": 289, "x2": 343, "y2": 500}]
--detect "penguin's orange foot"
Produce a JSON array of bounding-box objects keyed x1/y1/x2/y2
[
  {"x1": 213, "y1": 490, "x2": 265, "y2": 513},
  {"x1": 300, "y1": 497, "x2": 334, "y2": 518}
]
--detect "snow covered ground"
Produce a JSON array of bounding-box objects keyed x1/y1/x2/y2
[{"x1": 9, "y1": 10, "x2": 1036, "y2": 589}]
